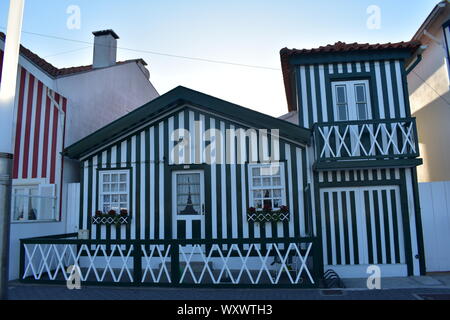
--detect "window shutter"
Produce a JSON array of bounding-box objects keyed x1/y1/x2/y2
[{"x1": 38, "y1": 184, "x2": 56, "y2": 220}]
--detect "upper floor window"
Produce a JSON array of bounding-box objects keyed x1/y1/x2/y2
[
  {"x1": 12, "y1": 184, "x2": 56, "y2": 222},
  {"x1": 99, "y1": 170, "x2": 130, "y2": 213},
  {"x1": 332, "y1": 80, "x2": 371, "y2": 121},
  {"x1": 248, "y1": 163, "x2": 286, "y2": 211}
]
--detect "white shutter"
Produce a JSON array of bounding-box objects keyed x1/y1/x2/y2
[{"x1": 38, "y1": 184, "x2": 56, "y2": 220}]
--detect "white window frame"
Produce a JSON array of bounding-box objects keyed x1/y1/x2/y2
[
  {"x1": 332, "y1": 80, "x2": 372, "y2": 121},
  {"x1": 248, "y1": 163, "x2": 287, "y2": 211},
  {"x1": 11, "y1": 184, "x2": 57, "y2": 223},
  {"x1": 98, "y1": 169, "x2": 130, "y2": 213}
]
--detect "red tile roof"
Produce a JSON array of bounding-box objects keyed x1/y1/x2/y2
[
  {"x1": 0, "y1": 32, "x2": 147, "y2": 78},
  {"x1": 280, "y1": 41, "x2": 422, "y2": 112}
]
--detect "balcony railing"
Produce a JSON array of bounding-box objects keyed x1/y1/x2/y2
[{"x1": 313, "y1": 118, "x2": 419, "y2": 165}]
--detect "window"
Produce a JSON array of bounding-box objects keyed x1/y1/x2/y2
[
  {"x1": 248, "y1": 163, "x2": 286, "y2": 211},
  {"x1": 176, "y1": 172, "x2": 202, "y2": 215},
  {"x1": 99, "y1": 170, "x2": 129, "y2": 213},
  {"x1": 12, "y1": 184, "x2": 56, "y2": 222},
  {"x1": 332, "y1": 80, "x2": 371, "y2": 121},
  {"x1": 443, "y1": 21, "x2": 450, "y2": 81}
]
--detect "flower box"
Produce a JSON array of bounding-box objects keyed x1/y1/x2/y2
[
  {"x1": 247, "y1": 206, "x2": 290, "y2": 223},
  {"x1": 92, "y1": 210, "x2": 131, "y2": 225}
]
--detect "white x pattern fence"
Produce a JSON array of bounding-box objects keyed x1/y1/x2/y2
[
  {"x1": 313, "y1": 118, "x2": 419, "y2": 161},
  {"x1": 20, "y1": 235, "x2": 318, "y2": 287}
]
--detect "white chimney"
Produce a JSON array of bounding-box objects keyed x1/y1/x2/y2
[{"x1": 92, "y1": 29, "x2": 119, "y2": 69}]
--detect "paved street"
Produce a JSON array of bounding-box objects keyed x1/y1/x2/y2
[{"x1": 7, "y1": 282, "x2": 450, "y2": 300}]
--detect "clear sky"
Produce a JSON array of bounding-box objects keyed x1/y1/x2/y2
[{"x1": 0, "y1": 0, "x2": 439, "y2": 117}]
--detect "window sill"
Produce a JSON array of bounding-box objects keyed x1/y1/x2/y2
[{"x1": 11, "y1": 219, "x2": 59, "y2": 224}]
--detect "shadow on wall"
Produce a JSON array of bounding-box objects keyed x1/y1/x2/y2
[{"x1": 413, "y1": 92, "x2": 450, "y2": 182}]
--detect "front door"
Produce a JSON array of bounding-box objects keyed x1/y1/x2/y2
[{"x1": 172, "y1": 170, "x2": 205, "y2": 240}]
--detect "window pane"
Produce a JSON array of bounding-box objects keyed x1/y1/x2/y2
[
  {"x1": 103, "y1": 184, "x2": 110, "y2": 192},
  {"x1": 273, "y1": 199, "x2": 282, "y2": 208},
  {"x1": 336, "y1": 86, "x2": 347, "y2": 104},
  {"x1": 262, "y1": 177, "x2": 271, "y2": 186},
  {"x1": 111, "y1": 184, "x2": 118, "y2": 192},
  {"x1": 262, "y1": 189, "x2": 271, "y2": 198},
  {"x1": 120, "y1": 174, "x2": 127, "y2": 182},
  {"x1": 119, "y1": 183, "x2": 127, "y2": 192},
  {"x1": 112, "y1": 195, "x2": 119, "y2": 203},
  {"x1": 273, "y1": 189, "x2": 282, "y2": 197},
  {"x1": 120, "y1": 194, "x2": 127, "y2": 202},
  {"x1": 253, "y1": 178, "x2": 261, "y2": 186},
  {"x1": 253, "y1": 190, "x2": 262, "y2": 199},
  {"x1": 13, "y1": 191, "x2": 25, "y2": 220},
  {"x1": 103, "y1": 195, "x2": 110, "y2": 203},
  {"x1": 272, "y1": 177, "x2": 281, "y2": 186},
  {"x1": 252, "y1": 168, "x2": 260, "y2": 177},
  {"x1": 260, "y1": 166, "x2": 271, "y2": 176},
  {"x1": 255, "y1": 200, "x2": 262, "y2": 209},
  {"x1": 338, "y1": 105, "x2": 348, "y2": 121},
  {"x1": 103, "y1": 174, "x2": 111, "y2": 182},
  {"x1": 111, "y1": 174, "x2": 118, "y2": 182},
  {"x1": 355, "y1": 84, "x2": 366, "y2": 103},
  {"x1": 357, "y1": 103, "x2": 368, "y2": 120}
]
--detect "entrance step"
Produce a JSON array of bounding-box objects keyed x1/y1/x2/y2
[{"x1": 159, "y1": 261, "x2": 214, "y2": 273}]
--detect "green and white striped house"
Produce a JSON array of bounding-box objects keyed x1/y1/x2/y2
[
  {"x1": 19, "y1": 40, "x2": 425, "y2": 287},
  {"x1": 280, "y1": 40, "x2": 425, "y2": 278}
]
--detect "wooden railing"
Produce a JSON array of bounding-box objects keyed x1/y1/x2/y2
[
  {"x1": 19, "y1": 235, "x2": 320, "y2": 288},
  {"x1": 313, "y1": 118, "x2": 419, "y2": 163}
]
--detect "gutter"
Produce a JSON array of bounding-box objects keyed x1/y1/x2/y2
[{"x1": 406, "y1": 45, "x2": 428, "y2": 75}]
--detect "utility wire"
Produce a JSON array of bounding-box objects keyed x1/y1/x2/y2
[
  {"x1": 410, "y1": 69, "x2": 450, "y2": 106},
  {"x1": 42, "y1": 46, "x2": 91, "y2": 58},
  {"x1": 3, "y1": 28, "x2": 280, "y2": 71}
]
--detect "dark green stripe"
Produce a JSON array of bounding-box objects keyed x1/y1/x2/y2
[
  {"x1": 135, "y1": 133, "x2": 141, "y2": 240},
  {"x1": 291, "y1": 147, "x2": 300, "y2": 238},
  {"x1": 382, "y1": 190, "x2": 391, "y2": 264},
  {"x1": 332, "y1": 192, "x2": 341, "y2": 264},
  {"x1": 87, "y1": 158, "x2": 93, "y2": 238},
  {"x1": 349, "y1": 191, "x2": 359, "y2": 264},
  {"x1": 115, "y1": 142, "x2": 122, "y2": 240},
  {"x1": 216, "y1": 120, "x2": 223, "y2": 240},
  {"x1": 314, "y1": 65, "x2": 323, "y2": 123},
  {"x1": 324, "y1": 192, "x2": 332, "y2": 264},
  {"x1": 154, "y1": 125, "x2": 160, "y2": 240},
  {"x1": 390, "y1": 61, "x2": 401, "y2": 118},
  {"x1": 126, "y1": 138, "x2": 132, "y2": 242},
  {"x1": 95, "y1": 152, "x2": 102, "y2": 240},
  {"x1": 364, "y1": 190, "x2": 374, "y2": 264},
  {"x1": 163, "y1": 119, "x2": 170, "y2": 239},
  {"x1": 341, "y1": 191, "x2": 350, "y2": 265},
  {"x1": 145, "y1": 128, "x2": 150, "y2": 241},
  {"x1": 378, "y1": 60, "x2": 391, "y2": 119}
]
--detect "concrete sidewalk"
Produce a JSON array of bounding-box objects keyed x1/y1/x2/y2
[
  {"x1": 6, "y1": 273, "x2": 450, "y2": 300},
  {"x1": 342, "y1": 273, "x2": 450, "y2": 289}
]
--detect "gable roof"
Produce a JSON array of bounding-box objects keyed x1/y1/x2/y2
[
  {"x1": 280, "y1": 40, "x2": 421, "y2": 112},
  {"x1": 0, "y1": 32, "x2": 147, "y2": 78},
  {"x1": 412, "y1": 1, "x2": 448, "y2": 41},
  {"x1": 64, "y1": 86, "x2": 311, "y2": 159}
]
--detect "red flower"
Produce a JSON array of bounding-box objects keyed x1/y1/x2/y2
[
  {"x1": 248, "y1": 207, "x2": 256, "y2": 214},
  {"x1": 108, "y1": 209, "x2": 117, "y2": 216},
  {"x1": 280, "y1": 205, "x2": 289, "y2": 213},
  {"x1": 120, "y1": 209, "x2": 128, "y2": 217},
  {"x1": 263, "y1": 204, "x2": 272, "y2": 212},
  {"x1": 95, "y1": 210, "x2": 103, "y2": 217}
]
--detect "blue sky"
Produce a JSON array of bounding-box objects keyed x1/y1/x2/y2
[{"x1": 0, "y1": 0, "x2": 438, "y2": 116}]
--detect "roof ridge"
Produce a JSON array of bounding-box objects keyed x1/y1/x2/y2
[{"x1": 0, "y1": 31, "x2": 147, "y2": 78}]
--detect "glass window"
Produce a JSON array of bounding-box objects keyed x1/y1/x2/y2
[
  {"x1": 332, "y1": 80, "x2": 371, "y2": 121},
  {"x1": 248, "y1": 163, "x2": 286, "y2": 211},
  {"x1": 99, "y1": 170, "x2": 129, "y2": 213},
  {"x1": 176, "y1": 173, "x2": 201, "y2": 215},
  {"x1": 12, "y1": 185, "x2": 56, "y2": 222}
]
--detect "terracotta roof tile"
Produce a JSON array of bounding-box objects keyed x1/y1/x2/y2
[
  {"x1": 280, "y1": 41, "x2": 421, "y2": 112},
  {"x1": 0, "y1": 32, "x2": 147, "y2": 78}
]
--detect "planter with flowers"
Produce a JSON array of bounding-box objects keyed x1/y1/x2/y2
[
  {"x1": 247, "y1": 205, "x2": 290, "y2": 223},
  {"x1": 91, "y1": 209, "x2": 131, "y2": 226}
]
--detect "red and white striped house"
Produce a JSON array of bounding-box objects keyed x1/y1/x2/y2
[{"x1": 0, "y1": 29, "x2": 160, "y2": 279}]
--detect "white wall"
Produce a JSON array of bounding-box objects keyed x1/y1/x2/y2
[
  {"x1": 419, "y1": 181, "x2": 450, "y2": 272},
  {"x1": 56, "y1": 61, "x2": 159, "y2": 146}
]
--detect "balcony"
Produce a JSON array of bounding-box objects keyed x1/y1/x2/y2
[{"x1": 312, "y1": 118, "x2": 421, "y2": 170}]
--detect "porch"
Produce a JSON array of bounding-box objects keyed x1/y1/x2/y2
[
  {"x1": 312, "y1": 118, "x2": 421, "y2": 170},
  {"x1": 19, "y1": 235, "x2": 320, "y2": 288}
]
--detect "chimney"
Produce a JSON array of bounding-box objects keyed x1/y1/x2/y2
[{"x1": 92, "y1": 29, "x2": 119, "y2": 69}]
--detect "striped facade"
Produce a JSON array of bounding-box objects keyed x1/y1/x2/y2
[
  {"x1": 295, "y1": 59, "x2": 410, "y2": 128},
  {"x1": 78, "y1": 105, "x2": 313, "y2": 243},
  {"x1": 290, "y1": 53, "x2": 425, "y2": 276},
  {"x1": 0, "y1": 50, "x2": 68, "y2": 216}
]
